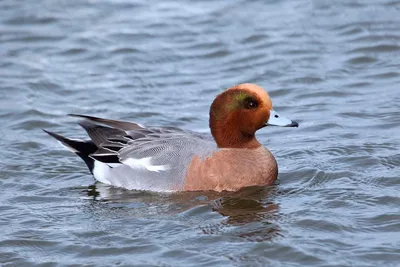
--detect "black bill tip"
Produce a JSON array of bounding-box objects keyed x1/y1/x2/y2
[{"x1": 287, "y1": 120, "x2": 299, "y2": 127}]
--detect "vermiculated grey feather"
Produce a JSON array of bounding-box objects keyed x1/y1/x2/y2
[{"x1": 58, "y1": 115, "x2": 218, "y2": 191}]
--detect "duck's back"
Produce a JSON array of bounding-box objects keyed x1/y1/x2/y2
[
  {"x1": 103, "y1": 131, "x2": 218, "y2": 191},
  {"x1": 46, "y1": 115, "x2": 219, "y2": 191}
]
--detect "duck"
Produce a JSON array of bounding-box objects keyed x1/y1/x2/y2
[{"x1": 44, "y1": 83, "x2": 298, "y2": 192}]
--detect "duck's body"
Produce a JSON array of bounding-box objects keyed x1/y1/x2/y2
[
  {"x1": 45, "y1": 84, "x2": 298, "y2": 192},
  {"x1": 185, "y1": 146, "x2": 277, "y2": 191}
]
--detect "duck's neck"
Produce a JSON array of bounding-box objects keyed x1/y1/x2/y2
[{"x1": 210, "y1": 119, "x2": 261, "y2": 149}]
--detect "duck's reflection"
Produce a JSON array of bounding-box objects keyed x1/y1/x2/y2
[{"x1": 82, "y1": 183, "x2": 281, "y2": 241}]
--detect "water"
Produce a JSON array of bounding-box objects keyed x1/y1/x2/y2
[{"x1": 1, "y1": 0, "x2": 400, "y2": 266}]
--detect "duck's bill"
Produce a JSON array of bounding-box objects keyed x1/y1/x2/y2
[{"x1": 265, "y1": 110, "x2": 299, "y2": 127}]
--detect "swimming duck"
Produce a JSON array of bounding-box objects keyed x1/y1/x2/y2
[{"x1": 45, "y1": 83, "x2": 298, "y2": 192}]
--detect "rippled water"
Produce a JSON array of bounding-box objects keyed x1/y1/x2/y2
[{"x1": 1, "y1": 0, "x2": 400, "y2": 266}]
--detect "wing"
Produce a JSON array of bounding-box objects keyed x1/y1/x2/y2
[{"x1": 72, "y1": 115, "x2": 217, "y2": 190}]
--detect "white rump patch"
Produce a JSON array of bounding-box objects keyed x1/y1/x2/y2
[
  {"x1": 122, "y1": 157, "x2": 169, "y2": 172},
  {"x1": 92, "y1": 161, "x2": 112, "y2": 185}
]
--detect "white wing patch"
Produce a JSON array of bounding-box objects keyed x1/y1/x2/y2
[{"x1": 122, "y1": 157, "x2": 170, "y2": 172}]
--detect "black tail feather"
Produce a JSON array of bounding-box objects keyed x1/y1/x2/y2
[{"x1": 43, "y1": 129, "x2": 98, "y2": 174}]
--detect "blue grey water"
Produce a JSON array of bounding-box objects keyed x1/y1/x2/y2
[{"x1": 1, "y1": 0, "x2": 400, "y2": 266}]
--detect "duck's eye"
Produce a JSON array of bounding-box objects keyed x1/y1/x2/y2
[{"x1": 244, "y1": 99, "x2": 258, "y2": 109}]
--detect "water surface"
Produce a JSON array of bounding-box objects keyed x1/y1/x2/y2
[{"x1": 1, "y1": 0, "x2": 400, "y2": 266}]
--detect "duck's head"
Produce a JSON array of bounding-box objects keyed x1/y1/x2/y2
[{"x1": 209, "y1": 83, "x2": 298, "y2": 149}]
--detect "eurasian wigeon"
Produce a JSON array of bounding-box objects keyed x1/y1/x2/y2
[{"x1": 45, "y1": 83, "x2": 298, "y2": 192}]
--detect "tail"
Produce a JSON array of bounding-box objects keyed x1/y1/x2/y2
[{"x1": 43, "y1": 129, "x2": 98, "y2": 174}]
